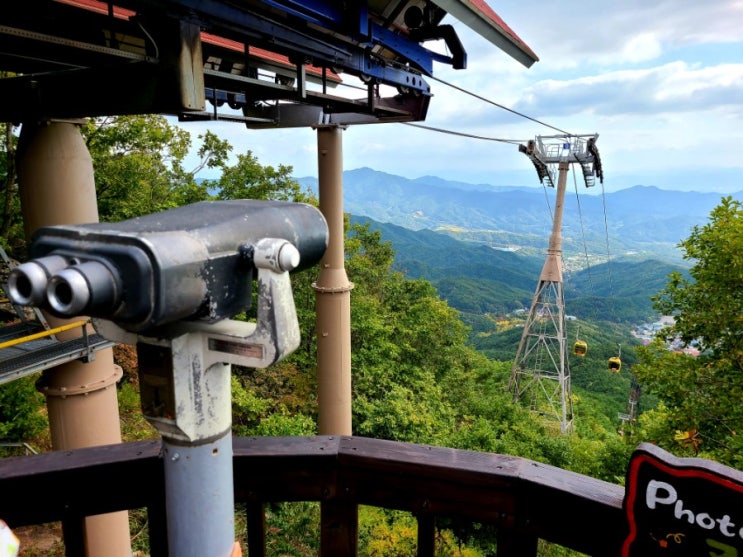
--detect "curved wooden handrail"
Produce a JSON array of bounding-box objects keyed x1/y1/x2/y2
[{"x1": 0, "y1": 436, "x2": 627, "y2": 556}]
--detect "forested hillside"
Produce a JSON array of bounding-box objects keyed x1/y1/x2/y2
[
  {"x1": 352, "y1": 215, "x2": 684, "y2": 326},
  {"x1": 346, "y1": 215, "x2": 657, "y2": 436}
]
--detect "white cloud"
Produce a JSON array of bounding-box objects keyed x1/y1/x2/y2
[
  {"x1": 489, "y1": 0, "x2": 743, "y2": 68},
  {"x1": 176, "y1": 1, "x2": 743, "y2": 193},
  {"x1": 621, "y1": 33, "x2": 663, "y2": 63},
  {"x1": 514, "y1": 62, "x2": 743, "y2": 117}
]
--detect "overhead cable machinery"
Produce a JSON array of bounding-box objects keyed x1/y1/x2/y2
[{"x1": 0, "y1": 0, "x2": 539, "y2": 126}]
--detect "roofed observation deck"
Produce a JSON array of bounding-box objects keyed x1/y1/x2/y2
[{"x1": 0, "y1": 2, "x2": 645, "y2": 556}]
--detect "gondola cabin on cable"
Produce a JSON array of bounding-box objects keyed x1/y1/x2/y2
[
  {"x1": 573, "y1": 340, "x2": 587, "y2": 357},
  {"x1": 573, "y1": 326, "x2": 587, "y2": 357},
  {"x1": 608, "y1": 344, "x2": 622, "y2": 373}
]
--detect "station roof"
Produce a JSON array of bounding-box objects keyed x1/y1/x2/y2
[{"x1": 434, "y1": 0, "x2": 538, "y2": 67}]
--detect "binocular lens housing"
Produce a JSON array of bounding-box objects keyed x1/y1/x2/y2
[
  {"x1": 7, "y1": 200, "x2": 328, "y2": 332},
  {"x1": 46, "y1": 260, "x2": 120, "y2": 317},
  {"x1": 7, "y1": 255, "x2": 69, "y2": 306}
]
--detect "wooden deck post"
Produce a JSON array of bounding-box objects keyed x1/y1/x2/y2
[{"x1": 320, "y1": 500, "x2": 357, "y2": 557}]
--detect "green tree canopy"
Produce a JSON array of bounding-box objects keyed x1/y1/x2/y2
[
  {"x1": 0, "y1": 122, "x2": 21, "y2": 254},
  {"x1": 211, "y1": 150, "x2": 309, "y2": 203},
  {"x1": 82, "y1": 115, "x2": 222, "y2": 221},
  {"x1": 652, "y1": 197, "x2": 743, "y2": 358},
  {"x1": 635, "y1": 197, "x2": 743, "y2": 468}
]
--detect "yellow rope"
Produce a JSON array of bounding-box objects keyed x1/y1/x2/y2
[{"x1": 0, "y1": 320, "x2": 89, "y2": 350}]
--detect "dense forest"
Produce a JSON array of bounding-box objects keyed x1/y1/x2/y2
[{"x1": 1, "y1": 116, "x2": 741, "y2": 555}]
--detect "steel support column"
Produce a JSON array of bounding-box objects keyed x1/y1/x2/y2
[
  {"x1": 312, "y1": 125, "x2": 353, "y2": 436},
  {"x1": 16, "y1": 121, "x2": 132, "y2": 556}
]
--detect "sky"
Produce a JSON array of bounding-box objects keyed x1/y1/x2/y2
[{"x1": 177, "y1": 0, "x2": 743, "y2": 193}]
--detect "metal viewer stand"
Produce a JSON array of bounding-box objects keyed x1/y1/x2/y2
[{"x1": 7, "y1": 200, "x2": 328, "y2": 557}]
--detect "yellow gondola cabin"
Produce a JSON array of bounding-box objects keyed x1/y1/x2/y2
[{"x1": 573, "y1": 340, "x2": 587, "y2": 357}]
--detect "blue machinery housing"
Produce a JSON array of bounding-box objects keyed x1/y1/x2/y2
[{"x1": 0, "y1": 0, "x2": 538, "y2": 126}]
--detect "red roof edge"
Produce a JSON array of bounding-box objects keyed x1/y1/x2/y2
[
  {"x1": 56, "y1": 0, "x2": 134, "y2": 18},
  {"x1": 201, "y1": 33, "x2": 341, "y2": 82},
  {"x1": 55, "y1": 1, "x2": 341, "y2": 82},
  {"x1": 470, "y1": 0, "x2": 538, "y2": 62}
]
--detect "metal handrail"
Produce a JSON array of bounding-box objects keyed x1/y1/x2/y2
[
  {"x1": 0, "y1": 442, "x2": 38, "y2": 455},
  {"x1": 0, "y1": 320, "x2": 89, "y2": 350}
]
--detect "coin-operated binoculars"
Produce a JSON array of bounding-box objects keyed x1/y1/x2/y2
[{"x1": 7, "y1": 200, "x2": 328, "y2": 557}]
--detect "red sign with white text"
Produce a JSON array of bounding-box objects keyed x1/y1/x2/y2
[{"x1": 622, "y1": 443, "x2": 743, "y2": 556}]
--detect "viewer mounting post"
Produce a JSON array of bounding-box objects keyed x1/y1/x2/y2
[
  {"x1": 509, "y1": 134, "x2": 603, "y2": 434},
  {"x1": 8, "y1": 200, "x2": 328, "y2": 557}
]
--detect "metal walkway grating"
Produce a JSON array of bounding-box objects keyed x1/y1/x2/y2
[{"x1": 0, "y1": 333, "x2": 115, "y2": 384}]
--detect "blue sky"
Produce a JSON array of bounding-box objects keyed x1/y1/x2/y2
[{"x1": 179, "y1": 0, "x2": 743, "y2": 193}]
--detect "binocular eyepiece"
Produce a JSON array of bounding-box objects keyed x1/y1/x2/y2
[
  {"x1": 9, "y1": 256, "x2": 120, "y2": 316},
  {"x1": 7, "y1": 200, "x2": 328, "y2": 334},
  {"x1": 7, "y1": 254, "x2": 68, "y2": 306}
]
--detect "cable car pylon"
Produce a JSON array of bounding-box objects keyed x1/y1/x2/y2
[{"x1": 508, "y1": 134, "x2": 603, "y2": 434}]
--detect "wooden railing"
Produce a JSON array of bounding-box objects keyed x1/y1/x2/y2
[{"x1": 0, "y1": 436, "x2": 627, "y2": 556}]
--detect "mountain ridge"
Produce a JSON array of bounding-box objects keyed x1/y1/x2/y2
[{"x1": 297, "y1": 167, "x2": 742, "y2": 263}]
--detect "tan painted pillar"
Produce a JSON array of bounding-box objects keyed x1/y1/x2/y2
[
  {"x1": 312, "y1": 125, "x2": 353, "y2": 436},
  {"x1": 539, "y1": 162, "x2": 570, "y2": 283},
  {"x1": 17, "y1": 121, "x2": 131, "y2": 557}
]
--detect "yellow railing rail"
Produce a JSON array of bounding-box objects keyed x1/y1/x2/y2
[{"x1": 0, "y1": 320, "x2": 89, "y2": 350}]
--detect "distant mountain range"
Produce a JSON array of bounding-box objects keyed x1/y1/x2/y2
[
  {"x1": 292, "y1": 167, "x2": 734, "y2": 325},
  {"x1": 297, "y1": 167, "x2": 742, "y2": 264},
  {"x1": 349, "y1": 215, "x2": 683, "y2": 326}
]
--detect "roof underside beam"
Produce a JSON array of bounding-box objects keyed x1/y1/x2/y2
[
  {"x1": 0, "y1": 0, "x2": 536, "y2": 126},
  {"x1": 431, "y1": 0, "x2": 538, "y2": 67}
]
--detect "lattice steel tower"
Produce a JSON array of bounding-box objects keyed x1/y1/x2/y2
[{"x1": 509, "y1": 134, "x2": 603, "y2": 434}]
